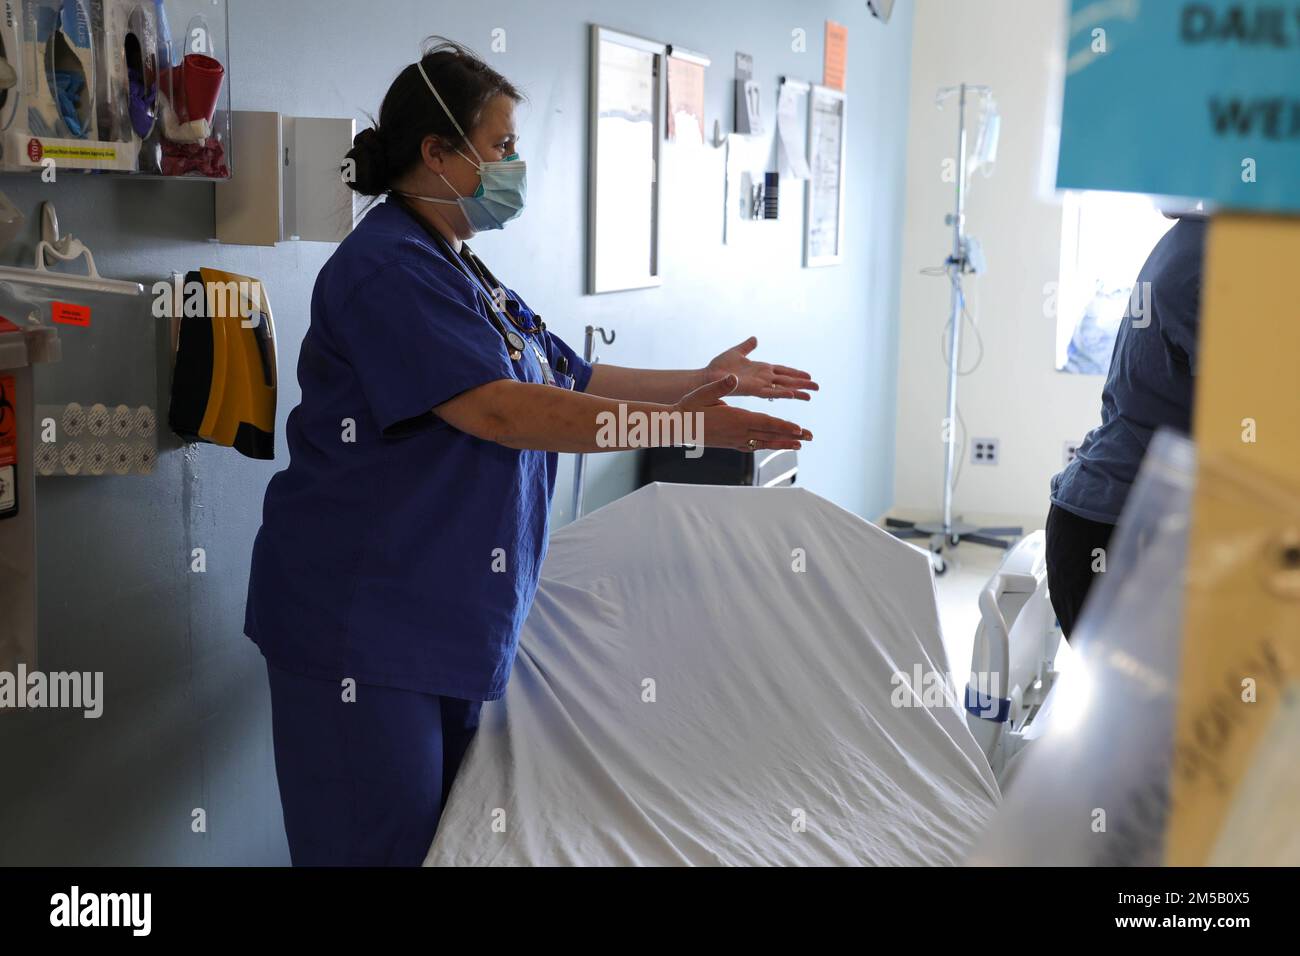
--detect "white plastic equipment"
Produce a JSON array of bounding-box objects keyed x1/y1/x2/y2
[{"x1": 965, "y1": 531, "x2": 1070, "y2": 781}]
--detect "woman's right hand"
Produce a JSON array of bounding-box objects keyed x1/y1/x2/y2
[{"x1": 675, "y1": 375, "x2": 812, "y2": 452}]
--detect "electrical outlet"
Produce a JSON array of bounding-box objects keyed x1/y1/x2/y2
[
  {"x1": 971, "y1": 437, "x2": 999, "y2": 465},
  {"x1": 1063, "y1": 441, "x2": 1082, "y2": 467}
]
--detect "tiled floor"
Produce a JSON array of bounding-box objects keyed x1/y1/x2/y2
[{"x1": 930, "y1": 542, "x2": 1009, "y2": 679}]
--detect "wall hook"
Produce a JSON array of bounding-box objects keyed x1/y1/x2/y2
[
  {"x1": 41, "y1": 202, "x2": 60, "y2": 247},
  {"x1": 710, "y1": 119, "x2": 726, "y2": 149}
]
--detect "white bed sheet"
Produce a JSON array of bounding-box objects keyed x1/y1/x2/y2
[{"x1": 427, "y1": 484, "x2": 999, "y2": 866}]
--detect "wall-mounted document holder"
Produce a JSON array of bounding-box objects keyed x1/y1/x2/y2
[
  {"x1": 734, "y1": 51, "x2": 761, "y2": 135},
  {"x1": 215, "y1": 111, "x2": 358, "y2": 246},
  {"x1": 0, "y1": 0, "x2": 233, "y2": 179}
]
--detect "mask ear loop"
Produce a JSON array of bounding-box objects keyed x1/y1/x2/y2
[{"x1": 416, "y1": 59, "x2": 485, "y2": 166}]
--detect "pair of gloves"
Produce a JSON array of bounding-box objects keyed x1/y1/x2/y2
[{"x1": 53, "y1": 71, "x2": 88, "y2": 137}]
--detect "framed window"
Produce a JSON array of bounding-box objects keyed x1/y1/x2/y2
[
  {"x1": 587, "y1": 26, "x2": 666, "y2": 295},
  {"x1": 1055, "y1": 190, "x2": 1175, "y2": 373}
]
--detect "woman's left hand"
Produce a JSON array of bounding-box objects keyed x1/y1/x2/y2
[{"x1": 706, "y1": 337, "x2": 820, "y2": 401}]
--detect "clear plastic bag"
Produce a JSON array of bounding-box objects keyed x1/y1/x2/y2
[
  {"x1": 971, "y1": 428, "x2": 1300, "y2": 865},
  {"x1": 969, "y1": 431, "x2": 1195, "y2": 865}
]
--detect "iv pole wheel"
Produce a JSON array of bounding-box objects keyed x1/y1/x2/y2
[{"x1": 929, "y1": 535, "x2": 948, "y2": 575}]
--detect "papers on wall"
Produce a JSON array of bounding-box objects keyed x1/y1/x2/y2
[
  {"x1": 776, "y1": 81, "x2": 809, "y2": 180},
  {"x1": 667, "y1": 54, "x2": 706, "y2": 145},
  {"x1": 823, "y1": 21, "x2": 848, "y2": 91},
  {"x1": 805, "y1": 86, "x2": 846, "y2": 266},
  {"x1": 735, "y1": 51, "x2": 752, "y2": 81},
  {"x1": 734, "y1": 51, "x2": 762, "y2": 135}
]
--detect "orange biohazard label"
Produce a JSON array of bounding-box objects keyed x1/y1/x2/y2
[
  {"x1": 0, "y1": 374, "x2": 14, "y2": 522},
  {"x1": 0, "y1": 374, "x2": 17, "y2": 467},
  {"x1": 52, "y1": 302, "x2": 92, "y2": 327},
  {"x1": 0, "y1": 374, "x2": 15, "y2": 517}
]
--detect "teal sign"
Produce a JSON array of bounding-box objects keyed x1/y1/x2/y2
[{"x1": 1059, "y1": 1, "x2": 1300, "y2": 212}]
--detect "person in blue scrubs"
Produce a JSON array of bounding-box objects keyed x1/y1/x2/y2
[
  {"x1": 245, "y1": 38, "x2": 820, "y2": 866},
  {"x1": 1046, "y1": 213, "x2": 1207, "y2": 639}
]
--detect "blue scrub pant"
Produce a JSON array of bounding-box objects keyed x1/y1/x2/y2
[{"x1": 264, "y1": 660, "x2": 483, "y2": 867}]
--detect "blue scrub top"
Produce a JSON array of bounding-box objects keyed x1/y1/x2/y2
[
  {"x1": 1051, "y1": 217, "x2": 1206, "y2": 525},
  {"x1": 245, "y1": 200, "x2": 592, "y2": 701}
]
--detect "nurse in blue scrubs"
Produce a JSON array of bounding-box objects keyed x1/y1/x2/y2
[{"x1": 244, "y1": 38, "x2": 819, "y2": 866}]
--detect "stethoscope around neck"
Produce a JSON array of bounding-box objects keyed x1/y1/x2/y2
[{"x1": 392, "y1": 196, "x2": 558, "y2": 386}]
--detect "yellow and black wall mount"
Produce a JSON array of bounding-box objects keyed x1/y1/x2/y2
[{"x1": 168, "y1": 267, "x2": 276, "y2": 460}]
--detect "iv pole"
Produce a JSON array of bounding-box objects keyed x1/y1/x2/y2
[
  {"x1": 570, "y1": 325, "x2": 616, "y2": 520},
  {"x1": 886, "y1": 83, "x2": 1021, "y2": 574}
]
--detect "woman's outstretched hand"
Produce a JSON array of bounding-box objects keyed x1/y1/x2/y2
[
  {"x1": 706, "y1": 337, "x2": 820, "y2": 401},
  {"x1": 675, "y1": 375, "x2": 813, "y2": 452}
]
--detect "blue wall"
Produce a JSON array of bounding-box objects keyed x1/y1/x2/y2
[{"x1": 0, "y1": 0, "x2": 911, "y2": 864}]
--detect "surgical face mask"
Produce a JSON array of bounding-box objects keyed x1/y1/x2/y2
[{"x1": 401, "y1": 61, "x2": 527, "y2": 232}]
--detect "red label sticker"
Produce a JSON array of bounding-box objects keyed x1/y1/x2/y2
[
  {"x1": 0, "y1": 374, "x2": 15, "y2": 516},
  {"x1": 27, "y1": 138, "x2": 43, "y2": 163},
  {"x1": 0, "y1": 316, "x2": 19, "y2": 333},
  {"x1": 52, "y1": 302, "x2": 92, "y2": 327},
  {"x1": 0, "y1": 374, "x2": 16, "y2": 468}
]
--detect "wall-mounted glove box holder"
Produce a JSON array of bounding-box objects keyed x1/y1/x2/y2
[{"x1": 0, "y1": 0, "x2": 232, "y2": 179}]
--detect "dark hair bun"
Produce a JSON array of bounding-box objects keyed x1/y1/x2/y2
[
  {"x1": 347, "y1": 38, "x2": 524, "y2": 207},
  {"x1": 345, "y1": 127, "x2": 391, "y2": 197}
]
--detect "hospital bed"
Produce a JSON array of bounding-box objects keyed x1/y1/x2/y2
[{"x1": 426, "y1": 484, "x2": 1064, "y2": 866}]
